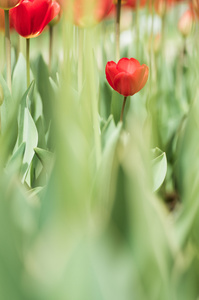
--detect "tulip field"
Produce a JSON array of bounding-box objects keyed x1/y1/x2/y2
[{"x1": 1, "y1": 0, "x2": 199, "y2": 299}]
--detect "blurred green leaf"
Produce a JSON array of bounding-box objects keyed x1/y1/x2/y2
[
  {"x1": 22, "y1": 108, "x2": 38, "y2": 183},
  {"x1": 12, "y1": 53, "x2": 29, "y2": 103},
  {"x1": 18, "y1": 81, "x2": 35, "y2": 146},
  {"x1": 34, "y1": 147, "x2": 54, "y2": 174},
  {"x1": 6, "y1": 142, "x2": 26, "y2": 175},
  {"x1": 0, "y1": 73, "x2": 14, "y2": 133},
  {"x1": 151, "y1": 147, "x2": 167, "y2": 192},
  {"x1": 34, "y1": 55, "x2": 54, "y2": 130}
]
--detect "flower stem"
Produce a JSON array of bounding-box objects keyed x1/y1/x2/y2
[
  {"x1": 26, "y1": 38, "x2": 30, "y2": 88},
  {"x1": 4, "y1": 10, "x2": 12, "y2": 92},
  {"x1": 135, "y1": 0, "x2": 140, "y2": 58},
  {"x1": 115, "y1": 0, "x2": 122, "y2": 61},
  {"x1": 49, "y1": 26, "x2": 53, "y2": 72},
  {"x1": 78, "y1": 28, "x2": 84, "y2": 92},
  {"x1": 120, "y1": 96, "x2": 127, "y2": 122}
]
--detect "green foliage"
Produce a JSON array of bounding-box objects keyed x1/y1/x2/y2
[{"x1": 0, "y1": 5, "x2": 199, "y2": 300}]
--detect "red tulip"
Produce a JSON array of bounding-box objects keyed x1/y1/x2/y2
[
  {"x1": 0, "y1": 0, "x2": 22, "y2": 10},
  {"x1": 10, "y1": 0, "x2": 60, "y2": 38},
  {"x1": 105, "y1": 58, "x2": 149, "y2": 97}
]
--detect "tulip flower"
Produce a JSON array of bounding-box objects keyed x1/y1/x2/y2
[
  {"x1": 10, "y1": 0, "x2": 60, "y2": 38},
  {"x1": 106, "y1": 58, "x2": 149, "y2": 97},
  {"x1": 10, "y1": 0, "x2": 60, "y2": 87},
  {"x1": 178, "y1": 9, "x2": 194, "y2": 37},
  {"x1": 105, "y1": 57, "x2": 149, "y2": 121}
]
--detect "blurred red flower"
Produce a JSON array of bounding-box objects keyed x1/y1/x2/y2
[
  {"x1": 64, "y1": 0, "x2": 113, "y2": 27},
  {"x1": 149, "y1": 0, "x2": 183, "y2": 16},
  {"x1": 0, "y1": 0, "x2": 22, "y2": 10},
  {"x1": 10, "y1": 0, "x2": 60, "y2": 38},
  {"x1": 178, "y1": 9, "x2": 195, "y2": 37},
  {"x1": 125, "y1": 0, "x2": 147, "y2": 9},
  {"x1": 105, "y1": 57, "x2": 149, "y2": 97}
]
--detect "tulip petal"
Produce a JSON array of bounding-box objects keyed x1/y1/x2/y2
[
  {"x1": 117, "y1": 57, "x2": 141, "y2": 74},
  {"x1": 41, "y1": 0, "x2": 60, "y2": 33},
  {"x1": 10, "y1": 3, "x2": 31, "y2": 37},
  {"x1": 136, "y1": 64, "x2": 149, "y2": 93},
  {"x1": 113, "y1": 66, "x2": 148, "y2": 96},
  {"x1": 30, "y1": 0, "x2": 50, "y2": 36},
  {"x1": 113, "y1": 72, "x2": 138, "y2": 96},
  {"x1": 105, "y1": 61, "x2": 120, "y2": 90}
]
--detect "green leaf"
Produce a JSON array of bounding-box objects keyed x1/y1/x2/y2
[
  {"x1": 34, "y1": 55, "x2": 54, "y2": 129},
  {"x1": 34, "y1": 147, "x2": 54, "y2": 174},
  {"x1": 12, "y1": 53, "x2": 27, "y2": 103},
  {"x1": 94, "y1": 122, "x2": 122, "y2": 211},
  {"x1": 111, "y1": 91, "x2": 130, "y2": 124},
  {"x1": 21, "y1": 108, "x2": 38, "y2": 183},
  {"x1": 17, "y1": 81, "x2": 35, "y2": 147},
  {"x1": 99, "y1": 79, "x2": 112, "y2": 120},
  {"x1": 151, "y1": 147, "x2": 167, "y2": 192},
  {"x1": 111, "y1": 90, "x2": 123, "y2": 124},
  {"x1": 6, "y1": 142, "x2": 26, "y2": 175},
  {"x1": 0, "y1": 73, "x2": 14, "y2": 133}
]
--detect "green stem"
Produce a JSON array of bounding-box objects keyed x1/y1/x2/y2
[
  {"x1": 149, "y1": 8, "x2": 154, "y2": 95},
  {"x1": 86, "y1": 29, "x2": 101, "y2": 167},
  {"x1": 135, "y1": 0, "x2": 140, "y2": 58},
  {"x1": 26, "y1": 38, "x2": 30, "y2": 88},
  {"x1": 78, "y1": 28, "x2": 84, "y2": 92},
  {"x1": 161, "y1": 13, "x2": 166, "y2": 64},
  {"x1": 4, "y1": 10, "x2": 12, "y2": 92},
  {"x1": 120, "y1": 96, "x2": 127, "y2": 122},
  {"x1": 115, "y1": 0, "x2": 122, "y2": 61},
  {"x1": 49, "y1": 26, "x2": 53, "y2": 72}
]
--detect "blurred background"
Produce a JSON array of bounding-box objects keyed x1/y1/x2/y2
[{"x1": 0, "y1": 0, "x2": 199, "y2": 299}]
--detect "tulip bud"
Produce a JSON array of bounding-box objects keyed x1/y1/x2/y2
[
  {"x1": 178, "y1": 10, "x2": 194, "y2": 37},
  {"x1": 0, "y1": 84, "x2": 4, "y2": 106},
  {"x1": 0, "y1": 0, "x2": 22, "y2": 10}
]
